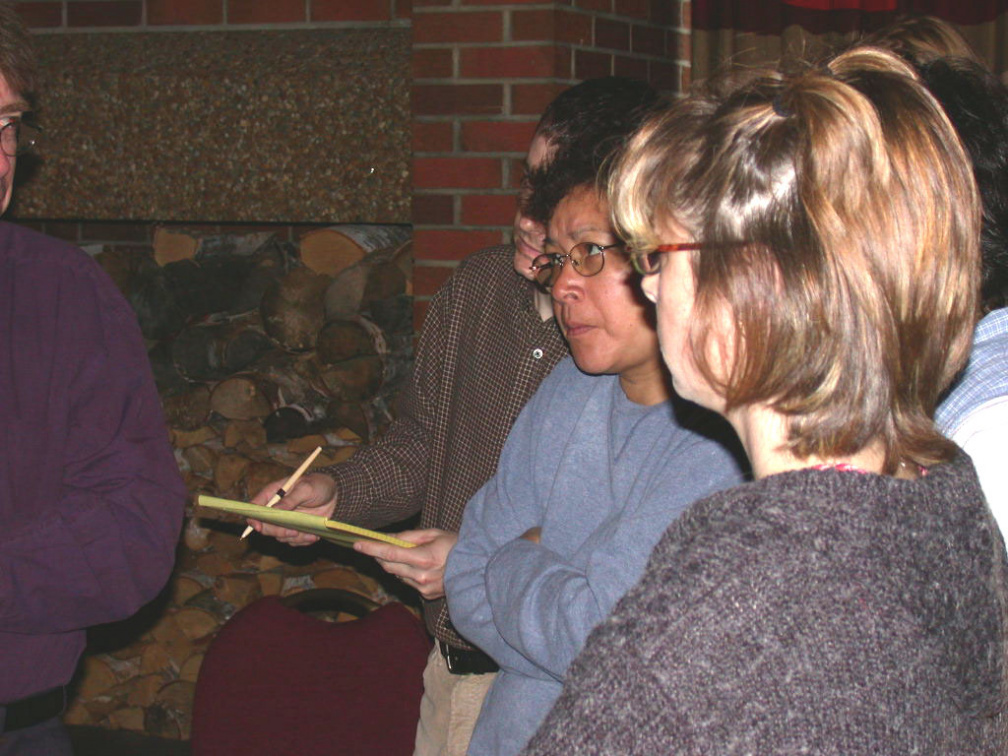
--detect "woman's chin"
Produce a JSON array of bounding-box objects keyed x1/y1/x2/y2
[{"x1": 570, "y1": 350, "x2": 616, "y2": 378}]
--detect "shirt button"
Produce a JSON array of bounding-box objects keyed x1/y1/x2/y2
[{"x1": 532, "y1": 348, "x2": 544, "y2": 360}]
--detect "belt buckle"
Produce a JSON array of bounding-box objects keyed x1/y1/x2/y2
[{"x1": 439, "y1": 641, "x2": 457, "y2": 673}]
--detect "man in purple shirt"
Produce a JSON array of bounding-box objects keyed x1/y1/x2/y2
[{"x1": 0, "y1": 7, "x2": 185, "y2": 752}]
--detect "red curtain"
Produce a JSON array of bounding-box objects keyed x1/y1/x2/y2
[
  {"x1": 689, "y1": 0, "x2": 1008, "y2": 84},
  {"x1": 693, "y1": 0, "x2": 1008, "y2": 34}
]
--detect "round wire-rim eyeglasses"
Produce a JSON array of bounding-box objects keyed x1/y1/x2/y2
[
  {"x1": 0, "y1": 117, "x2": 41, "y2": 158},
  {"x1": 529, "y1": 242, "x2": 625, "y2": 290}
]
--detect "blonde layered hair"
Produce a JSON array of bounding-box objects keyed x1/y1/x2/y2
[
  {"x1": 610, "y1": 47, "x2": 981, "y2": 473},
  {"x1": 861, "y1": 15, "x2": 982, "y2": 68}
]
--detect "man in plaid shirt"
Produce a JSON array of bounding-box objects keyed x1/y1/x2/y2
[{"x1": 248, "y1": 78, "x2": 660, "y2": 756}]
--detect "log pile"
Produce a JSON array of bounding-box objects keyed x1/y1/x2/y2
[{"x1": 65, "y1": 226, "x2": 416, "y2": 740}]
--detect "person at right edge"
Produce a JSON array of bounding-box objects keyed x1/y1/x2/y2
[
  {"x1": 247, "y1": 78, "x2": 662, "y2": 756},
  {"x1": 864, "y1": 15, "x2": 1008, "y2": 540},
  {"x1": 522, "y1": 47, "x2": 1008, "y2": 754}
]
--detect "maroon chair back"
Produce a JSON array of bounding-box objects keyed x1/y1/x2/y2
[{"x1": 191, "y1": 592, "x2": 431, "y2": 755}]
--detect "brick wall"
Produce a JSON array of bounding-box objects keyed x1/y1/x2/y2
[
  {"x1": 411, "y1": 0, "x2": 689, "y2": 326},
  {"x1": 13, "y1": 0, "x2": 691, "y2": 329},
  {"x1": 13, "y1": 0, "x2": 408, "y2": 27}
]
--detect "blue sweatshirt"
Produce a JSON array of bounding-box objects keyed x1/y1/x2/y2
[{"x1": 445, "y1": 357, "x2": 746, "y2": 756}]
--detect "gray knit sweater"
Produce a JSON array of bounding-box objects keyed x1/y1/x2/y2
[{"x1": 523, "y1": 455, "x2": 1008, "y2": 754}]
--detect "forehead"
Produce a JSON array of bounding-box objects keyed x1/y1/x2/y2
[{"x1": 548, "y1": 186, "x2": 611, "y2": 242}]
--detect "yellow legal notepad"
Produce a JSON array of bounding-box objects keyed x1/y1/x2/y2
[{"x1": 197, "y1": 495, "x2": 416, "y2": 549}]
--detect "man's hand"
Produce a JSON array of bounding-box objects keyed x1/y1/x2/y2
[
  {"x1": 246, "y1": 472, "x2": 338, "y2": 546},
  {"x1": 354, "y1": 529, "x2": 458, "y2": 600}
]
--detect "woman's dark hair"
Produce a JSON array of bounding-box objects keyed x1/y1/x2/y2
[{"x1": 917, "y1": 56, "x2": 1008, "y2": 313}]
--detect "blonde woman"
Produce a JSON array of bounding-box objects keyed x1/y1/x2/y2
[{"x1": 523, "y1": 48, "x2": 1008, "y2": 754}]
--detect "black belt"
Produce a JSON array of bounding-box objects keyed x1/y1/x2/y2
[
  {"x1": 1, "y1": 686, "x2": 66, "y2": 733},
  {"x1": 438, "y1": 641, "x2": 499, "y2": 676}
]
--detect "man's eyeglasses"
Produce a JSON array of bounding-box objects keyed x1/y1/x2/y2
[
  {"x1": 0, "y1": 117, "x2": 40, "y2": 158},
  {"x1": 529, "y1": 242, "x2": 624, "y2": 290}
]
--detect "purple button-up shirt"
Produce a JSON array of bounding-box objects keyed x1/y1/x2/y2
[{"x1": 0, "y1": 222, "x2": 185, "y2": 702}]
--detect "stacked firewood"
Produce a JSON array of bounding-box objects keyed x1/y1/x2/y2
[{"x1": 63, "y1": 226, "x2": 415, "y2": 739}]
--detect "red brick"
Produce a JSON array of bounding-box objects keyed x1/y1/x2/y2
[
  {"x1": 414, "y1": 156, "x2": 502, "y2": 189},
  {"x1": 412, "y1": 193, "x2": 455, "y2": 225},
  {"x1": 614, "y1": 55, "x2": 649, "y2": 81},
  {"x1": 682, "y1": 0, "x2": 691, "y2": 29},
  {"x1": 595, "y1": 18, "x2": 630, "y2": 50},
  {"x1": 574, "y1": 0, "x2": 611, "y2": 12},
  {"x1": 461, "y1": 193, "x2": 518, "y2": 226},
  {"x1": 632, "y1": 24, "x2": 665, "y2": 56},
  {"x1": 395, "y1": 0, "x2": 412, "y2": 18},
  {"x1": 460, "y1": 45, "x2": 567, "y2": 79},
  {"x1": 615, "y1": 0, "x2": 650, "y2": 20},
  {"x1": 413, "y1": 263, "x2": 456, "y2": 296},
  {"x1": 651, "y1": 0, "x2": 677, "y2": 26},
  {"x1": 227, "y1": 0, "x2": 304, "y2": 24},
  {"x1": 513, "y1": 8, "x2": 591, "y2": 44},
  {"x1": 575, "y1": 49, "x2": 613, "y2": 80},
  {"x1": 413, "y1": 84, "x2": 504, "y2": 116},
  {"x1": 414, "y1": 11, "x2": 503, "y2": 44},
  {"x1": 413, "y1": 228, "x2": 503, "y2": 262},
  {"x1": 507, "y1": 157, "x2": 526, "y2": 189},
  {"x1": 413, "y1": 48, "x2": 453, "y2": 79},
  {"x1": 414, "y1": 0, "x2": 450, "y2": 7},
  {"x1": 669, "y1": 30, "x2": 690, "y2": 62},
  {"x1": 649, "y1": 59, "x2": 683, "y2": 95},
  {"x1": 80, "y1": 222, "x2": 151, "y2": 243},
  {"x1": 512, "y1": 82, "x2": 568, "y2": 116},
  {"x1": 462, "y1": 0, "x2": 544, "y2": 5},
  {"x1": 680, "y1": 64, "x2": 691, "y2": 94},
  {"x1": 413, "y1": 121, "x2": 454, "y2": 152},
  {"x1": 461, "y1": 121, "x2": 536, "y2": 153},
  {"x1": 312, "y1": 0, "x2": 391, "y2": 21},
  {"x1": 14, "y1": 3, "x2": 62, "y2": 28},
  {"x1": 559, "y1": 9, "x2": 596, "y2": 44},
  {"x1": 512, "y1": 9, "x2": 552, "y2": 41},
  {"x1": 148, "y1": 0, "x2": 223, "y2": 25},
  {"x1": 67, "y1": 1, "x2": 142, "y2": 27}
]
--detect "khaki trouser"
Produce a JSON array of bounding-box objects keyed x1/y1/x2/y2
[{"x1": 413, "y1": 646, "x2": 496, "y2": 756}]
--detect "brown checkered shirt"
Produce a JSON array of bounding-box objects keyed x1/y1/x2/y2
[{"x1": 322, "y1": 245, "x2": 568, "y2": 646}]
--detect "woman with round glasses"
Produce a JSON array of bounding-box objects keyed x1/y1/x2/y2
[
  {"x1": 443, "y1": 101, "x2": 746, "y2": 755},
  {"x1": 522, "y1": 47, "x2": 1008, "y2": 754}
]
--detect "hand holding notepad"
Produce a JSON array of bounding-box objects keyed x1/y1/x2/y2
[
  {"x1": 199, "y1": 495, "x2": 416, "y2": 550},
  {"x1": 239, "y1": 446, "x2": 323, "y2": 539}
]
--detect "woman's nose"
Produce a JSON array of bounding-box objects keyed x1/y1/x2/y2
[{"x1": 551, "y1": 258, "x2": 582, "y2": 302}]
